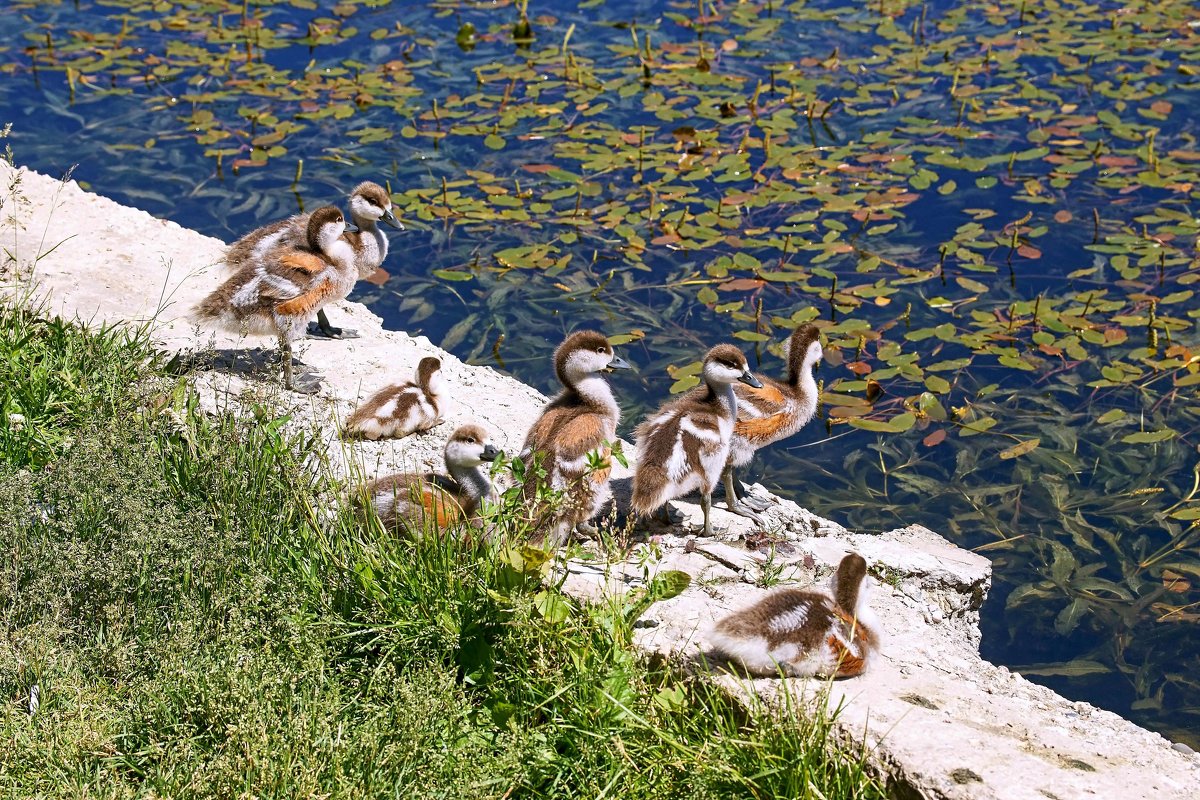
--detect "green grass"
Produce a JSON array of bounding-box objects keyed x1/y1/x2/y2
[{"x1": 0, "y1": 302, "x2": 884, "y2": 799}]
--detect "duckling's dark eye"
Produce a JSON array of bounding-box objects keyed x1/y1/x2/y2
[
  {"x1": 466, "y1": 437, "x2": 476, "y2": 444},
  {"x1": 596, "y1": 346, "x2": 606, "y2": 354}
]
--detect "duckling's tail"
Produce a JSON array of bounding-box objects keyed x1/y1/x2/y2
[
  {"x1": 630, "y1": 461, "x2": 670, "y2": 517},
  {"x1": 192, "y1": 290, "x2": 227, "y2": 324}
]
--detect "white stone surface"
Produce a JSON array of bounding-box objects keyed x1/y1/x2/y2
[{"x1": 3, "y1": 160, "x2": 1196, "y2": 799}]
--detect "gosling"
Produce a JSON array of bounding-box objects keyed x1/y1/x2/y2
[
  {"x1": 631, "y1": 344, "x2": 761, "y2": 536},
  {"x1": 344, "y1": 356, "x2": 445, "y2": 440},
  {"x1": 709, "y1": 553, "x2": 879, "y2": 678},
  {"x1": 363, "y1": 424, "x2": 500, "y2": 532},
  {"x1": 520, "y1": 330, "x2": 631, "y2": 547},
  {"x1": 723, "y1": 324, "x2": 823, "y2": 522},
  {"x1": 194, "y1": 206, "x2": 358, "y2": 393}
]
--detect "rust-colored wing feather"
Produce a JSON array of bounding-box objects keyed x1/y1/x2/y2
[
  {"x1": 275, "y1": 278, "x2": 336, "y2": 316},
  {"x1": 278, "y1": 251, "x2": 330, "y2": 274}
]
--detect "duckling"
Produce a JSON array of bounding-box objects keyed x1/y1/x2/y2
[
  {"x1": 344, "y1": 356, "x2": 445, "y2": 440},
  {"x1": 723, "y1": 324, "x2": 823, "y2": 522},
  {"x1": 631, "y1": 344, "x2": 762, "y2": 536},
  {"x1": 194, "y1": 205, "x2": 358, "y2": 393},
  {"x1": 709, "y1": 553, "x2": 879, "y2": 678},
  {"x1": 364, "y1": 424, "x2": 500, "y2": 532},
  {"x1": 310, "y1": 181, "x2": 403, "y2": 339},
  {"x1": 520, "y1": 330, "x2": 631, "y2": 547},
  {"x1": 222, "y1": 181, "x2": 403, "y2": 340}
]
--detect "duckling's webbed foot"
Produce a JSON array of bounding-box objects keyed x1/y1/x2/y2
[
  {"x1": 738, "y1": 494, "x2": 773, "y2": 514},
  {"x1": 290, "y1": 371, "x2": 324, "y2": 395},
  {"x1": 306, "y1": 309, "x2": 360, "y2": 340},
  {"x1": 722, "y1": 468, "x2": 768, "y2": 526}
]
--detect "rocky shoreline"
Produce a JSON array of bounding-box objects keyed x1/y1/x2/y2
[{"x1": 3, "y1": 160, "x2": 1196, "y2": 799}]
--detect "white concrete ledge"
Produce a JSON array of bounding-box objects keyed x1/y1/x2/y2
[{"x1": 3, "y1": 160, "x2": 1196, "y2": 799}]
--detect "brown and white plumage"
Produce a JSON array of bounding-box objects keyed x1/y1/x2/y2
[
  {"x1": 363, "y1": 424, "x2": 500, "y2": 532},
  {"x1": 194, "y1": 206, "x2": 358, "y2": 392},
  {"x1": 710, "y1": 553, "x2": 879, "y2": 678},
  {"x1": 520, "y1": 330, "x2": 631, "y2": 547},
  {"x1": 724, "y1": 324, "x2": 823, "y2": 521},
  {"x1": 631, "y1": 344, "x2": 762, "y2": 536},
  {"x1": 345, "y1": 357, "x2": 445, "y2": 440},
  {"x1": 223, "y1": 181, "x2": 403, "y2": 339}
]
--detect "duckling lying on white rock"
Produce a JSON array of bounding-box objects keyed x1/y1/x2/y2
[
  {"x1": 709, "y1": 553, "x2": 880, "y2": 678},
  {"x1": 344, "y1": 356, "x2": 445, "y2": 440}
]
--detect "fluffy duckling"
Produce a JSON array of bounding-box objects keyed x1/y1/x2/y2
[
  {"x1": 709, "y1": 553, "x2": 879, "y2": 678},
  {"x1": 223, "y1": 181, "x2": 403, "y2": 340},
  {"x1": 631, "y1": 344, "x2": 762, "y2": 536},
  {"x1": 311, "y1": 181, "x2": 403, "y2": 339},
  {"x1": 344, "y1": 356, "x2": 445, "y2": 440},
  {"x1": 724, "y1": 324, "x2": 823, "y2": 521},
  {"x1": 364, "y1": 424, "x2": 500, "y2": 531},
  {"x1": 194, "y1": 206, "x2": 358, "y2": 393},
  {"x1": 520, "y1": 330, "x2": 631, "y2": 547}
]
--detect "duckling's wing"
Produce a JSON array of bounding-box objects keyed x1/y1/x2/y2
[
  {"x1": 225, "y1": 215, "x2": 305, "y2": 270},
  {"x1": 273, "y1": 278, "x2": 337, "y2": 317},
  {"x1": 277, "y1": 250, "x2": 332, "y2": 276},
  {"x1": 735, "y1": 379, "x2": 789, "y2": 419},
  {"x1": 527, "y1": 406, "x2": 611, "y2": 479},
  {"x1": 711, "y1": 589, "x2": 840, "y2": 677}
]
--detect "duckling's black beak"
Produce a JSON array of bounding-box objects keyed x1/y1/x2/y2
[
  {"x1": 603, "y1": 354, "x2": 631, "y2": 373},
  {"x1": 381, "y1": 209, "x2": 405, "y2": 231},
  {"x1": 343, "y1": 221, "x2": 361, "y2": 234},
  {"x1": 739, "y1": 370, "x2": 763, "y2": 388},
  {"x1": 481, "y1": 444, "x2": 501, "y2": 462}
]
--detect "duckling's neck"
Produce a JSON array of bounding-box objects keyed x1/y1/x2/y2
[
  {"x1": 571, "y1": 374, "x2": 620, "y2": 423},
  {"x1": 832, "y1": 574, "x2": 868, "y2": 621},
  {"x1": 423, "y1": 370, "x2": 446, "y2": 399},
  {"x1": 709, "y1": 380, "x2": 738, "y2": 419},
  {"x1": 449, "y1": 462, "x2": 495, "y2": 508},
  {"x1": 350, "y1": 214, "x2": 388, "y2": 270},
  {"x1": 789, "y1": 353, "x2": 819, "y2": 393},
  {"x1": 318, "y1": 232, "x2": 357, "y2": 272}
]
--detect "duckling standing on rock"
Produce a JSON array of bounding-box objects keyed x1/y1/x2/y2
[
  {"x1": 520, "y1": 330, "x2": 631, "y2": 547},
  {"x1": 723, "y1": 324, "x2": 823, "y2": 522},
  {"x1": 344, "y1": 357, "x2": 445, "y2": 440},
  {"x1": 363, "y1": 424, "x2": 500, "y2": 532},
  {"x1": 631, "y1": 344, "x2": 762, "y2": 536},
  {"x1": 194, "y1": 206, "x2": 358, "y2": 393},
  {"x1": 223, "y1": 181, "x2": 403, "y2": 340},
  {"x1": 709, "y1": 553, "x2": 879, "y2": 678}
]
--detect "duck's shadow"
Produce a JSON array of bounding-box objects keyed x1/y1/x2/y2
[{"x1": 167, "y1": 347, "x2": 305, "y2": 379}]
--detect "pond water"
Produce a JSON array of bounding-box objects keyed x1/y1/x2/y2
[{"x1": 2, "y1": 0, "x2": 1198, "y2": 745}]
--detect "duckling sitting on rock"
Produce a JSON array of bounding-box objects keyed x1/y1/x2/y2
[
  {"x1": 362, "y1": 424, "x2": 500, "y2": 533},
  {"x1": 520, "y1": 330, "x2": 631, "y2": 547},
  {"x1": 194, "y1": 206, "x2": 358, "y2": 393},
  {"x1": 223, "y1": 181, "x2": 403, "y2": 340},
  {"x1": 344, "y1": 356, "x2": 445, "y2": 440},
  {"x1": 631, "y1": 344, "x2": 762, "y2": 536},
  {"x1": 709, "y1": 553, "x2": 879, "y2": 678},
  {"x1": 723, "y1": 323, "x2": 823, "y2": 523}
]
